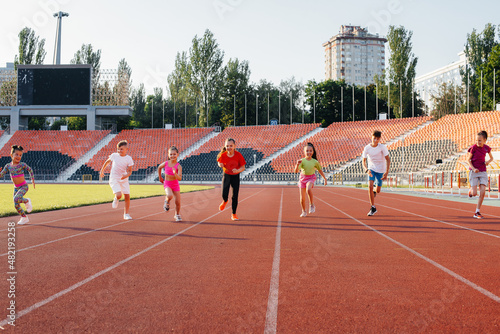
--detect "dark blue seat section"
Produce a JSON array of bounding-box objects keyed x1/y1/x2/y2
[
  {"x1": 0, "y1": 151, "x2": 75, "y2": 181},
  {"x1": 180, "y1": 148, "x2": 264, "y2": 182},
  {"x1": 69, "y1": 164, "x2": 156, "y2": 181}
]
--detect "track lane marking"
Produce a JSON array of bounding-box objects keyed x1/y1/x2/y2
[
  {"x1": 264, "y1": 189, "x2": 283, "y2": 334},
  {"x1": 0, "y1": 197, "x2": 216, "y2": 257},
  {"x1": 0, "y1": 188, "x2": 217, "y2": 232},
  {"x1": 0, "y1": 190, "x2": 263, "y2": 328},
  {"x1": 321, "y1": 189, "x2": 500, "y2": 239},
  {"x1": 316, "y1": 196, "x2": 500, "y2": 304}
]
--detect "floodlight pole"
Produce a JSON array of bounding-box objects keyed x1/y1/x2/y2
[{"x1": 53, "y1": 12, "x2": 69, "y2": 65}]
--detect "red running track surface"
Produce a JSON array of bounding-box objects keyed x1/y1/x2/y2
[{"x1": 0, "y1": 186, "x2": 499, "y2": 332}]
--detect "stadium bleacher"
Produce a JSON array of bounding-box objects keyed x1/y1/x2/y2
[
  {"x1": 266, "y1": 117, "x2": 431, "y2": 176},
  {"x1": 0, "y1": 130, "x2": 110, "y2": 180},
  {"x1": 182, "y1": 124, "x2": 320, "y2": 181},
  {"x1": 69, "y1": 128, "x2": 213, "y2": 181}
]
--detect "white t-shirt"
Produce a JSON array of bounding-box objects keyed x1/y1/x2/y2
[
  {"x1": 362, "y1": 143, "x2": 389, "y2": 174},
  {"x1": 109, "y1": 153, "x2": 134, "y2": 180}
]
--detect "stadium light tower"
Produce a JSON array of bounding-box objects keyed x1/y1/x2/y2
[{"x1": 53, "y1": 11, "x2": 69, "y2": 65}]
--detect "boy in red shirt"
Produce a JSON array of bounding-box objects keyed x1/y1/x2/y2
[
  {"x1": 467, "y1": 130, "x2": 494, "y2": 219},
  {"x1": 217, "y1": 138, "x2": 246, "y2": 221}
]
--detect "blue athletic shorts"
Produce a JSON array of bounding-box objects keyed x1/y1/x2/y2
[{"x1": 368, "y1": 170, "x2": 384, "y2": 187}]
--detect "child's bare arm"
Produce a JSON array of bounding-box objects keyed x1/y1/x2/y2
[
  {"x1": 121, "y1": 166, "x2": 133, "y2": 180},
  {"x1": 294, "y1": 160, "x2": 301, "y2": 173},
  {"x1": 318, "y1": 169, "x2": 328, "y2": 185},
  {"x1": 485, "y1": 152, "x2": 494, "y2": 166},
  {"x1": 158, "y1": 162, "x2": 165, "y2": 182},
  {"x1": 383, "y1": 155, "x2": 391, "y2": 180},
  {"x1": 467, "y1": 152, "x2": 477, "y2": 172},
  {"x1": 100, "y1": 159, "x2": 111, "y2": 177},
  {"x1": 174, "y1": 165, "x2": 182, "y2": 181}
]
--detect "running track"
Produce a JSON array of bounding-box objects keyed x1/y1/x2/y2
[{"x1": 0, "y1": 186, "x2": 499, "y2": 333}]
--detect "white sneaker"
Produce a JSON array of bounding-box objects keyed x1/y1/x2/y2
[
  {"x1": 299, "y1": 211, "x2": 307, "y2": 217},
  {"x1": 25, "y1": 198, "x2": 33, "y2": 213},
  {"x1": 123, "y1": 213, "x2": 132, "y2": 220},
  {"x1": 18, "y1": 216, "x2": 29, "y2": 225},
  {"x1": 309, "y1": 205, "x2": 315, "y2": 214},
  {"x1": 112, "y1": 197, "x2": 119, "y2": 209},
  {"x1": 175, "y1": 215, "x2": 182, "y2": 222}
]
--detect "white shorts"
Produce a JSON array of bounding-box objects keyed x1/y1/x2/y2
[
  {"x1": 109, "y1": 178, "x2": 130, "y2": 195},
  {"x1": 469, "y1": 171, "x2": 488, "y2": 187}
]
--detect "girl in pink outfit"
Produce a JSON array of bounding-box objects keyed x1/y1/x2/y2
[{"x1": 158, "y1": 146, "x2": 183, "y2": 221}]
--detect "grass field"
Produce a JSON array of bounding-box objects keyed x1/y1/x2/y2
[{"x1": 0, "y1": 183, "x2": 213, "y2": 217}]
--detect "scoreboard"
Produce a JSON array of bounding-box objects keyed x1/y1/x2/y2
[{"x1": 17, "y1": 65, "x2": 92, "y2": 106}]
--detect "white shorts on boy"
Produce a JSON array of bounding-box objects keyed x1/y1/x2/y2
[
  {"x1": 469, "y1": 171, "x2": 488, "y2": 187},
  {"x1": 109, "y1": 178, "x2": 130, "y2": 194}
]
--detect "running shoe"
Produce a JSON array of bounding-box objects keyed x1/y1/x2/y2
[
  {"x1": 219, "y1": 201, "x2": 228, "y2": 211},
  {"x1": 25, "y1": 198, "x2": 32, "y2": 213},
  {"x1": 299, "y1": 211, "x2": 307, "y2": 217},
  {"x1": 18, "y1": 216, "x2": 29, "y2": 225},
  {"x1": 231, "y1": 214, "x2": 239, "y2": 221},
  {"x1": 367, "y1": 206, "x2": 377, "y2": 216},
  {"x1": 163, "y1": 200, "x2": 170, "y2": 212},
  {"x1": 123, "y1": 213, "x2": 133, "y2": 220},
  {"x1": 175, "y1": 214, "x2": 182, "y2": 222},
  {"x1": 112, "y1": 197, "x2": 119, "y2": 209},
  {"x1": 473, "y1": 212, "x2": 483, "y2": 219},
  {"x1": 309, "y1": 204, "x2": 316, "y2": 214}
]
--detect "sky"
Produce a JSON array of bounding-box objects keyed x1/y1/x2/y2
[{"x1": 1, "y1": 0, "x2": 499, "y2": 95}]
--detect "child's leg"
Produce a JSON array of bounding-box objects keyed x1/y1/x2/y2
[
  {"x1": 222, "y1": 174, "x2": 230, "y2": 203},
  {"x1": 165, "y1": 187, "x2": 174, "y2": 203},
  {"x1": 477, "y1": 184, "x2": 486, "y2": 211},
  {"x1": 173, "y1": 191, "x2": 181, "y2": 215},
  {"x1": 230, "y1": 174, "x2": 240, "y2": 214},
  {"x1": 123, "y1": 194, "x2": 130, "y2": 214},
  {"x1": 14, "y1": 185, "x2": 29, "y2": 217},
  {"x1": 368, "y1": 180, "x2": 375, "y2": 206},
  {"x1": 470, "y1": 184, "x2": 478, "y2": 196},
  {"x1": 306, "y1": 182, "x2": 314, "y2": 206},
  {"x1": 376, "y1": 185, "x2": 382, "y2": 193},
  {"x1": 299, "y1": 187, "x2": 307, "y2": 212},
  {"x1": 115, "y1": 191, "x2": 123, "y2": 200}
]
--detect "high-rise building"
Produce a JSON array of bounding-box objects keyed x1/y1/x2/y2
[{"x1": 323, "y1": 25, "x2": 387, "y2": 86}]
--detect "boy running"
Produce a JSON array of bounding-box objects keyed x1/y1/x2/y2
[
  {"x1": 467, "y1": 130, "x2": 494, "y2": 219},
  {"x1": 362, "y1": 130, "x2": 390, "y2": 216},
  {"x1": 100, "y1": 140, "x2": 134, "y2": 220}
]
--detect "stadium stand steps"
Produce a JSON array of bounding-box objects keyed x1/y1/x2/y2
[
  {"x1": 0, "y1": 131, "x2": 12, "y2": 152},
  {"x1": 56, "y1": 133, "x2": 118, "y2": 182}
]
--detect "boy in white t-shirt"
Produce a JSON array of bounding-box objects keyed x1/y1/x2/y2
[
  {"x1": 100, "y1": 140, "x2": 134, "y2": 220},
  {"x1": 362, "y1": 130, "x2": 390, "y2": 216}
]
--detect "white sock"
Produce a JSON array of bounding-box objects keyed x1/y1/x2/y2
[{"x1": 475, "y1": 208, "x2": 480, "y2": 213}]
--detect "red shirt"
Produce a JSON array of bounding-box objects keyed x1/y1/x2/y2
[
  {"x1": 217, "y1": 151, "x2": 246, "y2": 175},
  {"x1": 468, "y1": 144, "x2": 491, "y2": 172}
]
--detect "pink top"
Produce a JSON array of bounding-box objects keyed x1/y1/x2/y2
[{"x1": 164, "y1": 162, "x2": 180, "y2": 176}]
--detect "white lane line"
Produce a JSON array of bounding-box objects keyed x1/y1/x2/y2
[
  {"x1": 0, "y1": 188, "x2": 216, "y2": 232},
  {"x1": 0, "y1": 190, "x2": 262, "y2": 328},
  {"x1": 316, "y1": 196, "x2": 500, "y2": 304},
  {"x1": 264, "y1": 189, "x2": 284, "y2": 334},
  {"x1": 379, "y1": 192, "x2": 500, "y2": 219},
  {"x1": 0, "y1": 198, "x2": 213, "y2": 257},
  {"x1": 320, "y1": 189, "x2": 500, "y2": 240}
]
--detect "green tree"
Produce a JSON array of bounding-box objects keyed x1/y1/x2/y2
[
  {"x1": 12, "y1": 27, "x2": 47, "y2": 129},
  {"x1": 386, "y1": 25, "x2": 419, "y2": 118},
  {"x1": 461, "y1": 23, "x2": 498, "y2": 112},
  {"x1": 14, "y1": 27, "x2": 46, "y2": 68},
  {"x1": 71, "y1": 43, "x2": 102, "y2": 90},
  {"x1": 189, "y1": 29, "x2": 224, "y2": 127},
  {"x1": 476, "y1": 44, "x2": 500, "y2": 111},
  {"x1": 130, "y1": 84, "x2": 147, "y2": 128},
  {"x1": 218, "y1": 58, "x2": 251, "y2": 127},
  {"x1": 430, "y1": 82, "x2": 465, "y2": 119}
]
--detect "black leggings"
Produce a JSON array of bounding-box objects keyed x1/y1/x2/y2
[{"x1": 222, "y1": 173, "x2": 240, "y2": 214}]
